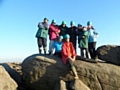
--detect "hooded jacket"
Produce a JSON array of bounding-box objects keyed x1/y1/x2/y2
[
  {"x1": 62, "y1": 42, "x2": 76, "y2": 64},
  {"x1": 79, "y1": 30, "x2": 89, "y2": 48},
  {"x1": 49, "y1": 24, "x2": 60, "y2": 40},
  {"x1": 36, "y1": 22, "x2": 49, "y2": 39},
  {"x1": 88, "y1": 29, "x2": 99, "y2": 42},
  {"x1": 59, "y1": 25, "x2": 68, "y2": 37}
]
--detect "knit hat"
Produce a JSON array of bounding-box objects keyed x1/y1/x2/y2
[
  {"x1": 70, "y1": 21, "x2": 75, "y2": 25},
  {"x1": 64, "y1": 34, "x2": 70, "y2": 39},
  {"x1": 59, "y1": 36, "x2": 63, "y2": 39},
  {"x1": 44, "y1": 18, "x2": 48, "y2": 21},
  {"x1": 51, "y1": 19, "x2": 56, "y2": 23},
  {"x1": 87, "y1": 21, "x2": 92, "y2": 26},
  {"x1": 78, "y1": 24, "x2": 82, "y2": 27},
  {"x1": 61, "y1": 21, "x2": 66, "y2": 25}
]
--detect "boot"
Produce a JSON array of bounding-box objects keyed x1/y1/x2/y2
[
  {"x1": 95, "y1": 55, "x2": 98, "y2": 63},
  {"x1": 44, "y1": 47, "x2": 47, "y2": 55},
  {"x1": 86, "y1": 52, "x2": 91, "y2": 59},
  {"x1": 81, "y1": 49, "x2": 84, "y2": 57},
  {"x1": 39, "y1": 48, "x2": 42, "y2": 54},
  {"x1": 49, "y1": 51, "x2": 52, "y2": 55},
  {"x1": 49, "y1": 51, "x2": 54, "y2": 55}
]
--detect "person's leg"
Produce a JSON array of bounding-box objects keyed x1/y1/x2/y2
[
  {"x1": 43, "y1": 38, "x2": 47, "y2": 54},
  {"x1": 78, "y1": 38, "x2": 80, "y2": 44},
  {"x1": 37, "y1": 38, "x2": 43, "y2": 54},
  {"x1": 57, "y1": 52, "x2": 62, "y2": 58},
  {"x1": 93, "y1": 42, "x2": 97, "y2": 59},
  {"x1": 54, "y1": 52, "x2": 57, "y2": 55},
  {"x1": 90, "y1": 42, "x2": 95, "y2": 59},
  {"x1": 73, "y1": 41, "x2": 77, "y2": 53},
  {"x1": 85, "y1": 48, "x2": 91, "y2": 59},
  {"x1": 49, "y1": 41, "x2": 51, "y2": 54},
  {"x1": 68, "y1": 58, "x2": 78, "y2": 79},
  {"x1": 49, "y1": 40, "x2": 53, "y2": 54},
  {"x1": 78, "y1": 38, "x2": 80, "y2": 48},
  {"x1": 81, "y1": 48, "x2": 84, "y2": 57},
  {"x1": 54, "y1": 52, "x2": 62, "y2": 58},
  {"x1": 88, "y1": 43, "x2": 93, "y2": 58}
]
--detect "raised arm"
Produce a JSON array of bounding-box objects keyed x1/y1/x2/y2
[
  {"x1": 49, "y1": 25, "x2": 60, "y2": 32},
  {"x1": 44, "y1": 23, "x2": 49, "y2": 30},
  {"x1": 93, "y1": 30, "x2": 99, "y2": 38},
  {"x1": 38, "y1": 22, "x2": 44, "y2": 29}
]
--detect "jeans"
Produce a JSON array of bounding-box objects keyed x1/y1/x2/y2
[{"x1": 88, "y1": 42, "x2": 96, "y2": 59}]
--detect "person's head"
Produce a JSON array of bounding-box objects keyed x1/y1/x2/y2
[
  {"x1": 70, "y1": 21, "x2": 75, "y2": 27},
  {"x1": 58, "y1": 36, "x2": 63, "y2": 42},
  {"x1": 87, "y1": 21, "x2": 92, "y2": 28},
  {"x1": 43, "y1": 18, "x2": 48, "y2": 23},
  {"x1": 78, "y1": 24, "x2": 82, "y2": 29},
  {"x1": 51, "y1": 19, "x2": 56, "y2": 25},
  {"x1": 64, "y1": 34, "x2": 70, "y2": 42},
  {"x1": 83, "y1": 26, "x2": 87, "y2": 31},
  {"x1": 61, "y1": 21, "x2": 66, "y2": 27}
]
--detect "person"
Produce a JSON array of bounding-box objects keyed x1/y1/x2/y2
[
  {"x1": 59, "y1": 21, "x2": 68, "y2": 37},
  {"x1": 79, "y1": 26, "x2": 91, "y2": 59},
  {"x1": 35, "y1": 18, "x2": 49, "y2": 54},
  {"x1": 48, "y1": 20, "x2": 60, "y2": 55},
  {"x1": 77, "y1": 24, "x2": 83, "y2": 48},
  {"x1": 51, "y1": 36, "x2": 63, "y2": 57},
  {"x1": 87, "y1": 21, "x2": 99, "y2": 59},
  {"x1": 61, "y1": 34, "x2": 78, "y2": 79},
  {"x1": 67, "y1": 21, "x2": 77, "y2": 52}
]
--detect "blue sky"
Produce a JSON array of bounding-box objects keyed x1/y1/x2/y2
[{"x1": 0, "y1": 0, "x2": 120, "y2": 62}]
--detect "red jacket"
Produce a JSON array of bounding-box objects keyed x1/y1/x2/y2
[
  {"x1": 62, "y1": 42, "x2": 76, "y2": 64},
  {"x1": 49, "y1": 24, "x2": 60, "y2": 40}
]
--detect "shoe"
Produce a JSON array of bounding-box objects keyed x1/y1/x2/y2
[
  {"x1": 44, "y1": 50, "x2": 47, "y2": 55},
  {"x1": 39, "y1": 49, "x2": 42, "y2": 54},
  {"x1": 95, "y1": 57, "x2": 98, "y2": 63},
  {"x1": 95, "y1": 58, "x2": 98, "y2": 63},
  {"x1": 48, "y1": 52, "x2": 51, "y2": 55}
]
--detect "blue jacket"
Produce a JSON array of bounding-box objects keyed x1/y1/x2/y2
[
  {"x1": 53, "y1": 41, "x2": 63, "y2": 53},
  {"x1": 88, "y1": 29, "x2": 99, "y2": 42}
]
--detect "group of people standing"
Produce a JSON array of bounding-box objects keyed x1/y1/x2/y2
[{"x1": 35, "y1": 18, "x2": 99, "y2": 79}]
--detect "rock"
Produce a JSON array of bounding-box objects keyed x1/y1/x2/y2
[
  {"x1": 22, "y1": 54, "x2": 70, "y2": 90},
  {"x1": 7, "y1": 62, "x2": 22, "y2": 75},
  {"x1": 0, "y1": 63, "x2": 22, "y2": 83},
  {"x1": 54, "y1": 80, "x2": 67, "y2": 90},
  {"x1": 22, "y1": 54, "x2": 120, "y2": 90},
  {"x1": 69, "y1": 80, "x2": 91, "y2": 90},
  {"x1": 96, "y1": 45, "x2": 120, "y2": 65},
  {"x1": 0, "y1": 66, "x2": 18, "y2": 90}
]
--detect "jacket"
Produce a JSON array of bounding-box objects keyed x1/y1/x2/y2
[
  {"x1": 49, "y1": 24, "x2": 60, "y2": 40},
  {"x1": 35, "y1": 22, "x2": 49, "y2": 39},
  {"x1": 79, "y1": 30, "x2": 89, "y2": 48},
  {"x1": 53, "y1": 41, "x2": 63, "y2": 53},
  {"x1": 88, "y1": 29, "x2": 99, "y2": 42},
  {"x1": 59, "y1": 25, "x2": 68, "y2": 37},
  {"x1": 62, "y1": 42, "x2": 76, "y2": 64},
  {"x1": 67, "y1": 26, "x2": 77, "y2": 49},
  {"x1": 77, "y1": 28, "x2": 83, "y2": 38}
]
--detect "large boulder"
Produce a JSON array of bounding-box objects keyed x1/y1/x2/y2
[
  {"x1": 0, "y1": 66, "x2": 18, "y2": 90},
  {"x1": 96, "y1": 45, "x2": 120, "y2": 65},
  {"x1": 22, "y1": 54, "x2": 120, "y2": 90},
  {"x1": 0, "y1": 63, "x2": 22, "y2": 83}
]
